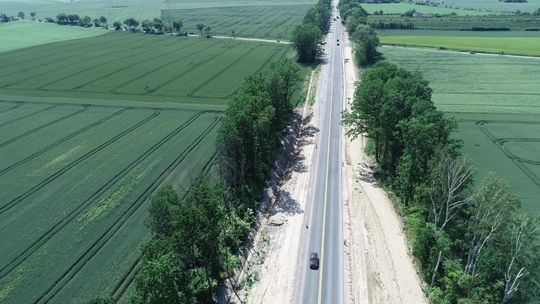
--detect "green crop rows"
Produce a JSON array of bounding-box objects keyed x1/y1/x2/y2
[
  {"x1": 162, "y1": 4, "x2": 312, "y2": 39},
  {"x1": 368, "y1": 14, "x2": 540, "y2": 31},
  {"x1": 382, "y1": 47, "x2": 540, "y2": 214},
  {"x1": 0, "y1": 31, "x2": 289, "y2": 107},
  {"x1": 377, "y1": 30, "x2": 540, "y2": 56},
  {"x1": 0, "y1": 29, "x2": 291, "y2": 303}
]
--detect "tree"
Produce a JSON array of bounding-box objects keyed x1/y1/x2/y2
[
  {"x1": 18, "y1": 11, "x2": 24, "y2": 20},
  {"x1": 133, "y1": 252, "x2": 182, "y2": 304},
  {"x1": 153, "y1": 18, "x2": 164, "y2": 34},
  {"x1": 56, "y1": 13, "x2": 68, "y2": 25},
  {"x1": 124, "y1": 17, "x2": 139, "y2": 31},
  {"x1": 351, "y1": 25, "x2": 379, "y2": 66},
  {"x1": 112, "y1": 21, "x2": 122, "y2": 30},
  {"x1": 79, "y1": 16, "x2": 92, "y2": 27},
  {"x1": 231, "y1": 29, "x2": 235, "y2": 38},
  {"x1": 291, "y1": 23, "x2": 322, "y2": 63},
  {"x1": 99, "y1": 16, "x2": 107, "y2": 27},
  {"x1": 30, "y1": 12, "x2": 36, "y2": 20},
  {"x1": 141, "y1": 19, "x2": 153, "y2": 33},
  {"x1": 533, "y1": 8, "x2": 540, "y2": 16},
  {"x1": 204, "y1": 26, "x2": 211, "y2": 37},
  {"x1": 93, "y1": 18, "x2": 100, "y2": 27},
  {"x1": 196, "y1": 23, "x2": 205, "y2": 36},
  {"x1": 172, "y1": 20, "x2": 183, "y2": 35}
]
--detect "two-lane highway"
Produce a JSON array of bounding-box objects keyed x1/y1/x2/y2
[{"x1": 301, "y1": 2, "x2": 345, "y2": 303}]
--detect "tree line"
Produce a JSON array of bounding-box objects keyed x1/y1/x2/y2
[
  {"x1": 338, "y1": 0, "x2": 380, "y2": 66},
  {"x1": 343, "y1": 61, "x2": 540, "y2": 303},
  {"x1": 97, "y1": 60, "x2": 302, "y2": 304},
  {"x1": 291, "y1": 0, "x2": 332, "y2": 63}
]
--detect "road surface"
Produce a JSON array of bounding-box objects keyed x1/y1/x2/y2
[{"x1": 301, "y1": 3, "x2": 345, "y2": 304}]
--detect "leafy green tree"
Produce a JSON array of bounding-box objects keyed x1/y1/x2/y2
[
  {"x1": 291, "y1": 23, "x2": 322, "y2": 63},
  {"x1": 153, "y1": 18, "x2": 164, "y2": 34},
  {"x1": 172, "y1": 20, "x2": 183, "y2": 35},
  {"x1": 18, "y1": 11, "x2": 24, "y2": 20},
  {"x1": 141, "y1": 19, "x2": 153, "y2": 33},
  {"x1": 204, "y1": 25, "x2": 211, "y2": 37},
  {"x1": 79, "y1": 16, "x2": 92, "y2": 27},
  {"x1": 112, "y1": 21, "x2": 122, "y2": 30},
  {"x1": 30, "y1": 12, "x2": 36, "y2": 20},
  {"x1": 99, "y1": 16, "x2": 107, "y2": 27},
  {"x1": 124, "y1": 18, "x2": 139, "y2": 31},
  {"x1": 351, "y1": 25, "x2": 379, "y2": 66},
  {"x1": 134, "y1": 252, "x2": 182, "y2": 304},
  {"x1": 93, "y1": 18, "x2": 100, "y2": 27},
  {"x1": 196, "y1": 23, "x2": 205, "y2": 36}
]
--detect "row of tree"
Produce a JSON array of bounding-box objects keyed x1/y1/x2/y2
[
  {"x1": 127, "y1": 60, "x2": 302, "y2": 304},
  {"x1": 291, "y1": 0, "x2": 332, "y2": 63},
  {"x1": 0, "y1": 11, "x2": 36, "y2": 23},
  {"x1": 343, "y1": 61, "x2": 540, "y2": 303},
  {"x1": 338, "y1": 0, "x2": 380, "y2": 66}
]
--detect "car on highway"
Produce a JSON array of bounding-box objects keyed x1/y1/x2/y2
[{"x1": 309, "y1": 252, "x2": 320, "y2": 270}]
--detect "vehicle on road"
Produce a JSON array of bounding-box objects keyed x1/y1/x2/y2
[{"x1": 309, "y1": 252, "x2": 320, "y2": 270}]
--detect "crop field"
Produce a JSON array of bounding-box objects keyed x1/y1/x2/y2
[
  {"x1": 0, "y1": 21, "x2": 106, "y2": 54},
  {"x1": 0, "y1": 31, "x2": 290, "y2": 106},
  {"x1": 360, "y1": 3, "x2": 493, "y2": 15},
  {"x1": 377, "y1": 30, "x2": 540, "y2": 56},
  {"x1": 367, "y1": 14, "x2": 540, "y2": 31},
  {"x1": 0, "y1": 100, "x2": 220, "y2": 304},
  {"x1": 0, "y1": 26, "x2": 293, "y2": 303},
  {"x1": 442, "y1": 0, "x2": 540, "y2": 13},
  {"x1": 162, "y1": 4, "x2": 312, "y2": 39},
  {"x1": 382, "y1": 47, "x2": 540, "y2": 214},
  {"x1": 0, "y1": 0, "x2": 315, "y2": 22}
]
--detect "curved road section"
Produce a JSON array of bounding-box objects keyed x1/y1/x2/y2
[{"x1": 301, "y1": 3, "x2": 345, "y2": 303}]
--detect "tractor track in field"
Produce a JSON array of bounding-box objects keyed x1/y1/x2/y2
[
  {"x1": 34, "y1": 37, "x2": 181, "y2": 91},
  {"x1": 1, "y1": 36, "x2": 151, "y2": 89},
  {"x1": 0, "y1": 111, "x2": 160, "y2": 216},
  {"x1": 0, "y1": 102, "x2": 23, "y2": 114},
  {"x1": 71, "y1": 39, "x2": 202, "y2": 91},
  {"x1": 0, "y1": 34, "x2": 145, "y2": 75},
  {"x1": 110, "y1": 149, "x2": 219, "y2": 302},
  {"x1": 0, "y1": 105, "x2": 90, "y2": 149},
  {"x1": 0, "y1": 100, "x2": 218, "y2": 113},
  {"x1": 0, "y1": 111, "x2": 205, "y2": 279},
  {"x1": 111, "y1": 257, "x2": 142, "y2": 301},
  {"x1": 206, "y1": 46, "x2": 285, "y2": 100},
  {"x1": 186, "y1": 45, "x2": 262, "y2": 97},
  {"x1": 0, "y1": 33, "x2": 123, "y2": 69},
  {"x1": 0, "y1": 105, "x2": 58, "y2": 128},
  {"x1": 477, "y1": 122, "x2": 540, "y2": 188},
  {"x1": 0, "y1": 108, "x2": 127, "y2": 177},
  {"x1": 142, "y1": 44, "x2": 240, "y2": 95},
  {"x1": 34, "y1": 117, "x2": 221, "y2": 304},
  {"x1": 105, "y1": 42, "x2": 226, "y2": 95}
]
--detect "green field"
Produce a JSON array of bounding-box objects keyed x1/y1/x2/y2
[
  {"x1": 0, "y1": 31, "x2": 289, "y2": 107},
  {"x1": 0, "y1": 21, "x2": 106, "y2": 53},
  {"x1": 0, "y1": 0, "x2": 315, "y2": 22},
  {"x1": 442, "y1": 0, "x2": 540, "y2": 13},
  {"x1": 378, "y1": 30, "x2": 540, "y2": 56},
  {"x1": 0, "y1": 29, "x2": 293, "y2": 303},
  {"x1": 368, "y1": 14, "x2": 540, "y2": 31},
  {"x1": 162, "y1": 4, "x2": 311, "y2": 39},
  {"x1": 361, "y1": 2, "x2": 493, "y2": 15},
  {"x1": 382, "y1": 47, "x2": 540, "y2": 214}
]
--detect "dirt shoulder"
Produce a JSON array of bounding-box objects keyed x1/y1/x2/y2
[{"x1": 341, "y1": 32, "x2": 427, "y2": 304}]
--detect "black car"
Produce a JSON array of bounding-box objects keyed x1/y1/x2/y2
[{"x1": 309, "y1": 252, "x2": 319, "y2": 270}]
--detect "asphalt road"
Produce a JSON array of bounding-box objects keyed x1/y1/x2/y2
[{"x1": 301, "y1": 3, "x2": 345, "y2": 304}]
